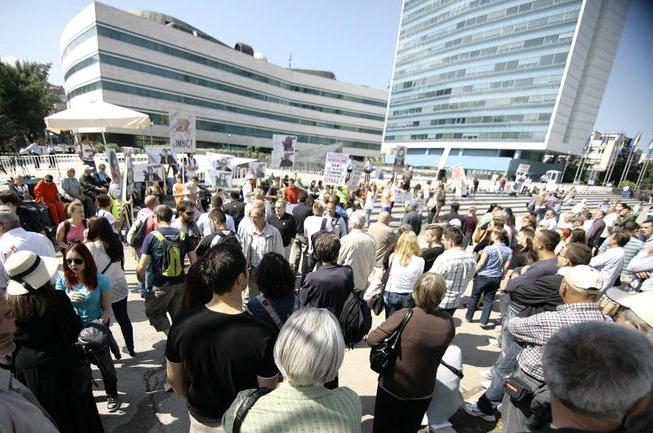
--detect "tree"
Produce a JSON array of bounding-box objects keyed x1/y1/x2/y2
[{"x1": 0, "y1": 60, "x2": 58, "y2": 152}]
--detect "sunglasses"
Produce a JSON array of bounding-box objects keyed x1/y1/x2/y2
[{"x1": 66, "y1": 258, "x2": 84, "y2": 265}]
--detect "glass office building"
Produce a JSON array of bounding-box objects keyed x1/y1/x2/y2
[
  {"x1": 61, "y1": 2, "x2": 387, "y2": 159},
  {"x1": 384, "y1": 0, "x2": 630, "y2": 175}
]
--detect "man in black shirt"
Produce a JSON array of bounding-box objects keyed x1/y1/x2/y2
[
  {"x1": 267, "y1": 199, "x2": 296, "y2": 258},
  {"x1": 439, "y1": 201, "x2": 462, "y2": 224},
  {"x1": 421, "y1": 224, "x2": 444, "y2": 272},
  {"x1": 224, "y1": 191, "x2": 246, "y2": 229},
  {"x1": 0, "y1": 190, "x2": 46, "y2": 236},
  {"x1": 166, "y1": 243, "x2": 278, "y2": 429},
  {"x1": 290, "y1": 191, "x2": 312, "y2": 271}
]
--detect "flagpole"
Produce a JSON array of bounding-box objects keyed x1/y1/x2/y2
[
  {"x1": 604, "y1": 134, "x2": 622, "y2": 186},
  {"x1": 620, "y1": 132, "x2": 640, "y2": 186}
]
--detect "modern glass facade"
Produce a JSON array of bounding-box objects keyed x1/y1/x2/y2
[
  {"x1": 61, "y1": 2, "x2": 387, "y2": 157},
  {"x1": 384, "y1": 0, "x2": 630, "y2": 173}
]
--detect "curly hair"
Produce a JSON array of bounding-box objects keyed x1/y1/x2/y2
[{"x1": 255, "y1": 253, "x2": 295, "y2": 299}]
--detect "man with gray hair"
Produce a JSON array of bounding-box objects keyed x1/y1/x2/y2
[
  {"x1": 368, "y1": 211, "x2": 397, "y2": 268},
  {"x1": 0, "y1": 206, "x2": 55, "y2": 293},
  {"x1": 534, "y1": 322, "x2": 653, "y2": 433},
  {"x1": 501, "y1": 265, "x2": 613, "y2": 433},
  {"x1": 337, "y1": 211, "x2": 376, "y2": 291}
]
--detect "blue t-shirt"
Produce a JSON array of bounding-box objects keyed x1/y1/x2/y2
[
  {"x1": 478, "y1": 244, "x2": 513, "y2": 278},
  {"x1": 56, "y1": 273, "x2": 111, "y2": 326},
  {"x1": 140, "y1": 226, "x2": 191, "y2": 287}
]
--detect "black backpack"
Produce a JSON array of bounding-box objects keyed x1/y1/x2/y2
[
  {"x1": 339, "y1": 289, "x2": 372, "y2": 348},
  {"x1": 195, "y1": 230, "x2": 241, "y2": 257},
  {"x1": 310, "y1": 218, "x2": 329, "y2": 261}
]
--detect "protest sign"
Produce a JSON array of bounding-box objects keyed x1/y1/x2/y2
[{"x1": 323, "y1": 152, "x2": 349, "y2": 186}]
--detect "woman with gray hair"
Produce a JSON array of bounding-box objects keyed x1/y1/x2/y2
[{"x1": 222, "y1": 308, "x2": 361, "y2": 433}]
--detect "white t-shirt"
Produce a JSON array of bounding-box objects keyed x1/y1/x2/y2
[
  {"x1": 304, "y1": 215, "x2": 333, "y2": 253},
  {"x1": 387, "y1": 254, "x2": 425, "y2": 294},
  {"x1": 85, "y1": 241, "x2": 127, "y2": 302},
  {"x1": 601, "y1": 213, "x2": 619, "y2": 238},
  {"x1": 96, "y1": 209, "x2": 117, "y2": 231}
]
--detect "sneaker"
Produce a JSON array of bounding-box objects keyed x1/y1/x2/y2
[
  {"x1": 479, "y1": 369, "x2": 493, "y2": 380},
  {"x1": 488, "y1": 338, "x2": 500, "y2": 347},
  {"x1": 481, "y1": 380, "x2": 492, "y2": 389},
  {"x1": 107, "y1": 395, "x2": 121, "y2": 413},
  {"x1": 463, "y1": 402, "x2": 495, "y2": 422},
  {"x1": 479, "y1": 323, "x2": 494, "y2": 330},
  {"x1": 122, "y1": 346, "x2": 136, "y2": 357}
]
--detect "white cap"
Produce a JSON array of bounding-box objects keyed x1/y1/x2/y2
[
  {"x1": 5, "y1": 251, "x2": 60, "y2": 296},
  {"x1": 557, "y1": 265, "x2": 603, "y2": 294},
  {"x1": 449, "y1": 218, "x2": 462, "y2": 227},
  {"x1": 606, "y1": 288, "x2": 653, "y2": 327}
]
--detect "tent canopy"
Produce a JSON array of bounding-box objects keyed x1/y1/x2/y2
[{"x1": 45, "y1": 101, "x2": 151, "y2": 133}]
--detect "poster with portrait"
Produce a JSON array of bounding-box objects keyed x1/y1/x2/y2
[
  {"x1": 205, "y1": 169, "x2": 233, "y2": 189},
  {"x1": 121, "y1": 154, "x2": 134, "y2": 202},
  {"x1": 393, "y1": 146, "x2": 406, "y2": 173},
  {"x1": 169, "y1": 112, "x2": 196, "y2": 152},
  {"x1": 323, "y1": 152, "x2": 350, "y2": 186},
  {"x1": 106, "y1": 149, "x2": 121, "y2": 184},
  {"x1": 271, "y1": 134, "x2": 297, "y2": 169},
  {"x1": 248, "y1": 162, "x2": 266, "y2": 179},
  {"x1": 346, "y1": 159, "x2": 364, "y2": 189}
]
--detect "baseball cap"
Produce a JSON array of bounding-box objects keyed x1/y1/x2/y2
[
  {"x1": 557, "y1": 265, "x2": 603, "y2": 294},
  {"x1": 5, "y1": 251, "x2": 61, "y2": 296},
  {"x1": 44, "y1": 174, "x2": 53, "y2": 181},
  {"x1": 605, "y1": 288, "x2": 653, "y2": 327},
  {"x1": 84, "y1": 165, "x2": 93, "y2": 172}
]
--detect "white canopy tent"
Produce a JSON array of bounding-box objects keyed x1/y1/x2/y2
[{"x1": 44, "y1": 101, "x2": 151, "y2": 134}]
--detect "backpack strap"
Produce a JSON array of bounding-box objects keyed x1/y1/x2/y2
[
  {"x1": 63, "y1": 220, "x2": 71, "y2": 240},
  {"x1": 320, "y1": 217, "x2": 327, "y2": 231},
  {"x1": 256, "y1": 294, "x2": 283, "y2": 329},
  {"x1": 152, "y1": 231, "x2": 165, "y2": 241},
  {"x1": 440, "y1": 359, "x2": 464, "y2": 379}
]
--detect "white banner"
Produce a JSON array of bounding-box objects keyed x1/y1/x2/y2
[
  {"x1": 248, "y1": 162, "x2": 266, "y2": 179},
  {"x1": 169, "y1": 112, "x2": 196, "y2": 152},
  {"x1": 323, "y1": 152, "x2": 350, "y2": 186},
  {"x1": 271, "y1": 134, "x2": 297, "y2": 169},
  {"x1": 347, "y1": 159, "x2": 364, "y2": 188}
]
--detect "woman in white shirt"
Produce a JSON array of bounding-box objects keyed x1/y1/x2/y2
[
  {"x1": 303, "y1": 201, "x2": 333, "y2": 273},
  {"x1": 85, "y1": 217, "x2": 135, "y2": 356},
  {"x1": 384, "y1": 231, "x2": 425, "y2": 317}
]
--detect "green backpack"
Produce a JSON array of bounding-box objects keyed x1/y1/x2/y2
[{"x1": 152, "y1": 231, "x2": 186, "y2": 278}]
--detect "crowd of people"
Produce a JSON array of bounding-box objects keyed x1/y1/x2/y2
[{"x1": 0, "y1": 159, "x2": 652, "y2": 433}]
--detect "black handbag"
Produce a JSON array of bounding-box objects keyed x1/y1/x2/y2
[{"x1": 369, "y1": 308, "x2": 413, "y2": 374}]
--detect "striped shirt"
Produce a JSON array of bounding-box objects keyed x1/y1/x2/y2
[
  {"x1": 429, "y1": 247, "x2": 476, "y2": 310},
  {"x1": 222, "y1": 383, "x2": 361, "y2": 433},
  {"x1": 509, "y1": 303, "x2": 612, "y2": 382}
]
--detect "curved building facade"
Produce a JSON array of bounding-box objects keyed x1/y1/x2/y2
[
  {"x1": 384, "y1": 0, "x2": 630, "y2": 175},
  {"x1": 61, "y1": 2, "x2": 387, "y2": 158}
]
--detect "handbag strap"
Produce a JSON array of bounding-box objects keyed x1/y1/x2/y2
[
  {"x1": 440, "y1": 359, "x2": 464, "y2": 379},
  {"x1": 233, "y1": 388, "x2": 272, "y2": 433},
  {"x1": 389, "y1": 308, "x2": 413, "y2": 350}
]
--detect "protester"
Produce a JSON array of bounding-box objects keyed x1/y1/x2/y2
[
  {"x1": 402, "y1": 200, "x2": 423, "y2": 235},
  {"x1": 303, "y1": 201, "x2": 333, "y2": 270},
  {"x1": 79, "y1": 165, "x2": 105, "y2": 217},
  {"x1": 33, "y1": 174, "x2": 66, "y2": 225},
  {"x1": 0, "y1": 190, "x2": 47, "y2": 235},
  {"x1": 384, "y1": 231, "x2": 425, "y2": 317},
  {"x1": 94, "y1": 163, "x2": 111, "y2": 189},
  {"x1": 197, "y1": 195, "x2": 235, "y2": 236},
  {"x1": 267, "y1": 199, "x2": 296, "y2": 258},
  {"x1": 95, "y1": 193, "x2": 119, "y2": 232},
  {"x1": 5, "y1": 250, "x2": 103, "y2": 433},
  {"x1": 0, "y1": 206, "x2": 56, "y2": 292},
  {"x1": 78, "y1": 135, "x2": 96, "y2": 169},
  {"x1": 166, "y1": 243, "x2": 279, "y2": 432},
  {"x1": 180, "y1": 261, "x2": 212, "y2": 313},
  {"x1": 137, "y1": 205, "x2": 197, "y2": 334},
  {"x1": 534, "y1": 323, "x2": 653, "y2": 433},
  {"x1": 9, "y1": 175, "x2": 30, "y2": 201},
  {"x1": 55, "y1": 200, "x2": 87, "y2": 249},
  {"x1": 56, "y1": 242, "x2": 121, "y2": 412},
  {"x1": 222, "y1": 308, "x2": 360, "y2": 433},
  {"x1": 172, "y1": 200, "x2": 202, "y2": 249},
  {"x1": 225, "y1": 191, "x2": 246, "y2": 229},
  {"x1": 326, "y1": 199, "x2": 348, "y2": 239},
  {"x1": 439, "y1": 201, "x2": 462, "y2": 225},
  {"x1": 368, "y1": 273, "x2": 455, "y2": 433},
  {"x1": 466, "y1": 229, "x2": 512, "y2": 328},
  {"x1": 86, "y1": 216, "x2": 134, "y2": 357},
  {"x1": 146, "y1": 180, "x2": 166, "y2": 204},
  {"x1": 462, "y1": 207, "x2": 477, "y2": 247},
  {"x1": 246, "y1": 252, "x2": 297, "y2": 330},
  {"x1": 589, "y1": 231, "x2": 629, "y2": 291},
  {"x1": 172, "y1": 174, "x2": 186, "y2": 204},
  {"x1": 0, "y1": 271, "x2": 62, "y2": 433},
  {"x1": 421, "y1": 224, "x2": 444, "y2": 273},
  {"x1": 283, "y1": 178, "x2": 301, "y2": 204},
  {"x1": 368, "y1": 211, "x2": 397, "y2": 268},
  {"x1": 337, "y1": 211, "x2": 376, "y2": 292},
  {"x1": 429, "y1": 226, "x2": 475, "y2": 315}
]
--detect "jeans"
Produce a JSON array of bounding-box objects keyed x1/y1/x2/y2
[
  {"x1": 112, "y1": 297, "x2": 134, "y2": 352},
  {"x1": 384, "y1": 291, "x2": 415, "y2": 318},
  {"x1": 477, "y1": 331, "x2": 522, "y2": 414},
  {"x1": 466, "y1": 275, "x2": 501, "y2": 325},
  {"x1": 85, "y1": 346, "x2": 118, "y2": 396},
  {"x1": 365, "y1": 209, "x2": 372, "y2": 227}
]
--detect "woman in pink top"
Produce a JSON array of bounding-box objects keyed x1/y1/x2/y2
[{"x1": 55, "y1": 200, "x2": 87, "y2": 249}]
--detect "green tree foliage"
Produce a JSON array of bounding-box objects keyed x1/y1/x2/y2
[{"x1": 0, "y1": 60, "x2": 58, "y2": 151}]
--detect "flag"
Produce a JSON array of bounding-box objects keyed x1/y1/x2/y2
[
  {"x1": 633, "y1": 132, "x2": 642, "y2": 151},
  {"x1": 582, "y1": 131, "x2": 593, "y2": 153}
]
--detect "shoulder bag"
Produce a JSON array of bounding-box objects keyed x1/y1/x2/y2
[
  {"x1": 232, "y1": 388, "x2": 273, "y2": 433},
  {"x1": 369, "y1": 308, "x2": 413, "y2": 374}
]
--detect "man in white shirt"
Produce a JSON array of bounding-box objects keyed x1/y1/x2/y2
[
  {"x1": 600, "y1": 206, "x2": 621, "y2": 244},
  {"x1": 538, "y1": 209, "x2": 558, "y2": 231},
  {"x1": 79, "y1": 135, "x2": 96, "y2": 170},
  {"x1": 241, "y1": 175, "x2": 257, "y2": 204},
  {"x1": 590, "y1": 231, "x2": 629, "y2": 291},
  {"x1": 0, "y1": 206, "x2": 56, "y2": 292},
  {"x1": 197, "y1": 195, "x2": 235, "y2": 235},
  {"x1": 23, "y1": 139, "x2": 42, "y2": 168},
  {"x1": 337, "y1": 211, "x2": 376, "y2": 291}
]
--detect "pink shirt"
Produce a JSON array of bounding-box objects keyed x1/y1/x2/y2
[{"x1": 58, "y1": 220, "x2": 86, "y2": 244}]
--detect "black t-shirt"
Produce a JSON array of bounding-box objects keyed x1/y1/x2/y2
[
  {"x1": 165, "y1": 308, "x2": 278, "y2": 420},
  {"x1": 421, "y1": 245, "x2": 444, "y2": 272},
  {"x1": 267, "y1": 213, "x2": 296, "y2": 247},
  {"x1": 225, "y1": 201, "x2": 246, "y2": 228},
  {"x1": 292, "y1": 203, "x2": 312, "y2": 236}
]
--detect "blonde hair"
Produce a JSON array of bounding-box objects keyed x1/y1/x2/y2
[
  {"x1": 312, "y1": 200, "x2": 324, "y2": 216},
  {"x1": 66, "y1": 200, "x2": 84, "y2": 217},
  {"x1": 395, "y1": 231, "x2": 421, "y2": 266},
  {"x1": 412, "y1": 273, "x2": 446, "y2": 313}
]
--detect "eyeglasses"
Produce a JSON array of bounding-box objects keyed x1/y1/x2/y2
[{"x1": 66, "y1": 258, "x2": 84, "y2": 265}]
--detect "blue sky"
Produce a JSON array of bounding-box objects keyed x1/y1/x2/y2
[{"x1": 1, "y1": 0, "x2": 651, "y2": 144}]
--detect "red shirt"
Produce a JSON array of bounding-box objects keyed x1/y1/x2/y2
[{"x1": 283, "y1": 186, "x2": 301, "y2": 204}]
